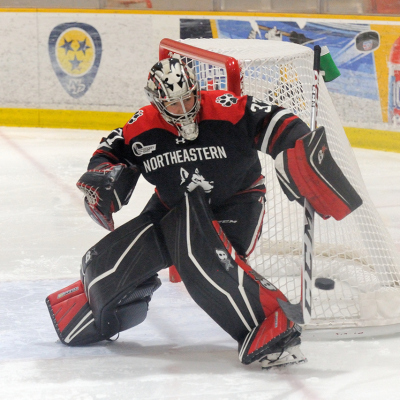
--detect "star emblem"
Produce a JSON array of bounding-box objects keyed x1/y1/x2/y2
[
  {"x1": 59, "y1": 38, "x2": 73, "y2": 55},
  {"x1": 77, "y1": 38, "x2": 91, "y2": 55},
  {"x1": 69, "y1": 55, "x2": 82, "y2": 71}
]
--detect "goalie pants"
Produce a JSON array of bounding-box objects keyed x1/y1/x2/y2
[{"x1": 142, "y1": 189, "x2": 266, "y2": 258}]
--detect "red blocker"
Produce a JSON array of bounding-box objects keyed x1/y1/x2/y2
[{"x1": 275, "y1": 127, "x2": 363, "y2": 220}]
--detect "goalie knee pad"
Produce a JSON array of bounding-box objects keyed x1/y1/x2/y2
[
  {"x1": 46, "y1": 212, "x2": 169, "y2": 345},
  {"x1": 160, "y1": 187, "x2": 290, "y2": 343},
  {"x1": 275, "y1": 126, "x2": 363, "y2": 220}
]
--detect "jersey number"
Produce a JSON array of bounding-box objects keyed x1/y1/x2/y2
[{"x1": 250, "y1": 100, "x2": 272, "y2": 113}]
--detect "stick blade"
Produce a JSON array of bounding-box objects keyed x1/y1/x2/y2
[{"x1": 277, "y1": 298, "x2": 305, "y2": 325}]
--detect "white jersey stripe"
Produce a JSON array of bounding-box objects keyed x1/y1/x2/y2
[{"x1": 260, "y1": 109, "x2": 292, "y2": 154}]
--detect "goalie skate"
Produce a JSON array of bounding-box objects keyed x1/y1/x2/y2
[{"x1": 260, "y1": 338, "x2": 307, "y2": 370}]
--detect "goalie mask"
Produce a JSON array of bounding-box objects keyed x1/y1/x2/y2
[{"x1": 145, "y1": 56, "x2": 201, "y2": 140}]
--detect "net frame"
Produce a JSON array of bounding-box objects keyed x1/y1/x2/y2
[{"x1": 159, "y1": 38, "x2": 400, "y2": 338}]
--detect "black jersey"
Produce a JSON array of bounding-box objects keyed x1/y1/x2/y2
[{"x1": 89, "y1": 91, "x2": 309, "y2": 209}]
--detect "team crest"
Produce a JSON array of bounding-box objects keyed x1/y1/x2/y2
[
  {"x1": 216, "y1": 93, "x2": 238, "y2": 107},
  {"x1": 48, "y1": 22, "x2": 102, "y2": 98},
  {"x1": 180, "y1": 167, "x2": 214, "y2": 193}
]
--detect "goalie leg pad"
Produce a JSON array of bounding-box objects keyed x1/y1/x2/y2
[
  {"x1": 160, "y1": 187, "x2": 289, "y2": 344},
  {"x1": 275, "y1": 127, "x2": 362, "y2": 220},
  {"x1": 238, "y1": 308, "x2": 301, "y2": 365},
  {"x1": 46, "y1": 276, "x2": 161, "y2": 346},
  {"x1": 81, "y1": 212, "x2": 169, "y2": 338},
  {"x1": 46, "y1": 280, "x2": 103, "y2": 346}
]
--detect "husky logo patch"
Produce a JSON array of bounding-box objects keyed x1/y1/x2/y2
[
  {"x1": 216, "y1": 249, "x2": 234, "y2": 271},
  {"x1": 180, "y1": 168, "x2": 214, "y2": 193},
  {"x1": 48, "y1": 22, "x2": 102, "y2": 98},
  {"x1": 216, "y1": 93, "x2": 238, "y2": 107}
]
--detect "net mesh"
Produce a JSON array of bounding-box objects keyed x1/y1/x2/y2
[
  {"x1": 77, "y1": 183, "x2": 99, "y2": 206},
  {"x1": 164, "y1": 39, "x2": 400, "y2": 331}
]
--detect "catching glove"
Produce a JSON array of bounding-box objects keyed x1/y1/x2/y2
[{"x1": 77, "y1": 163, "x2": 140, "y2": 230}]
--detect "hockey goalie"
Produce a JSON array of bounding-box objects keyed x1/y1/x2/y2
[{"x1": 46, "y1": 56, "x2": 362, "y2": 369}]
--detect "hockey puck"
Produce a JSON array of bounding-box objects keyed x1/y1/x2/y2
[{"x1": 314, "y1": 277, "x2": 335, "y2": 290}]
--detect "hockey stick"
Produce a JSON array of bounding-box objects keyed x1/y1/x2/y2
[{"x1": 278, "y1": 45, "x2": 321, "y2": 325}]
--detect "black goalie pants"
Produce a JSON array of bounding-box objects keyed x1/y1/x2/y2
[{"x1": 143, "y1": 189, "x2": 265, "y2": 258}]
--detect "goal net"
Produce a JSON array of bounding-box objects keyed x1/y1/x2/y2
[{"x1": 159, "y1": 38, "x2": 400, "y2": 338}]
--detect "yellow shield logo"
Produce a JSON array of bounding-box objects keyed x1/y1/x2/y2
[{"x1": 49, "y1": 22, "x2": 102, "y2": 98}]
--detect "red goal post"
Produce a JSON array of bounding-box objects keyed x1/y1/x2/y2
[{"x1": 160, "y1": 38, "x2": 242, "y2": 96}]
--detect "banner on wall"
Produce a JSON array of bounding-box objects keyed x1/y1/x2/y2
[
  {"x1": 180, "y1": 18, "x2": 400, "y2": 129},
  {"x1": 389, "y1": 37, "x2": 400, "y2": 126},
  {"x1": 48, "y1": 22, "x2": 102, "y2": 99}
]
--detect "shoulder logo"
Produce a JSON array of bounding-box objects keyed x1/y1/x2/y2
[
  {"x1": 128, "y1": 110, "x2": 144, "y2": 124},
  {"x1": 216, "y1": 93, "x2": 238, "y2": 107},
  {"x1": 132, "y1": 142, "x2": 156, "y2": 157}
]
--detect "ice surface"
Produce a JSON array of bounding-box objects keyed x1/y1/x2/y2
[{"x1": 0, "y1": 127, "x2": 399, "y2": 400}]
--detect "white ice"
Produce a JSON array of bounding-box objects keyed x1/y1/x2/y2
[{"x1": 0, "y1": 127, "x2": 399, "y2": 400}]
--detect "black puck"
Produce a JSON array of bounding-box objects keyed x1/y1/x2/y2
[{"x1": 315, "y1": 277, "x2": 335, "y2": 290}]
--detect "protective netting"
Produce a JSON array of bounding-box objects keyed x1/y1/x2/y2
[{"x1": 164, "y1": 39, "x2": 400, "y2": 333}]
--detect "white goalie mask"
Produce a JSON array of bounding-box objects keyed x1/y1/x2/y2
[{"x1": 144, "y1": 56, "x2": 201, "y2": 140}]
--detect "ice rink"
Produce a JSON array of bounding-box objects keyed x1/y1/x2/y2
[{"x1": 1, "y1": 126, "x2": 400, "y2": 400}]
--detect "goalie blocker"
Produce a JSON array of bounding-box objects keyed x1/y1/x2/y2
[{"x1": 275, "y1": 127, "x2": 363, "y2": 220}]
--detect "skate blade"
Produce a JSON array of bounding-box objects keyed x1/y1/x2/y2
[
  {"x1": 261, "y1": 357, "x2": 307, "y2": 370},
  {"x1": 260, "y1": 345, "x2": 307, "y2": 370}
]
